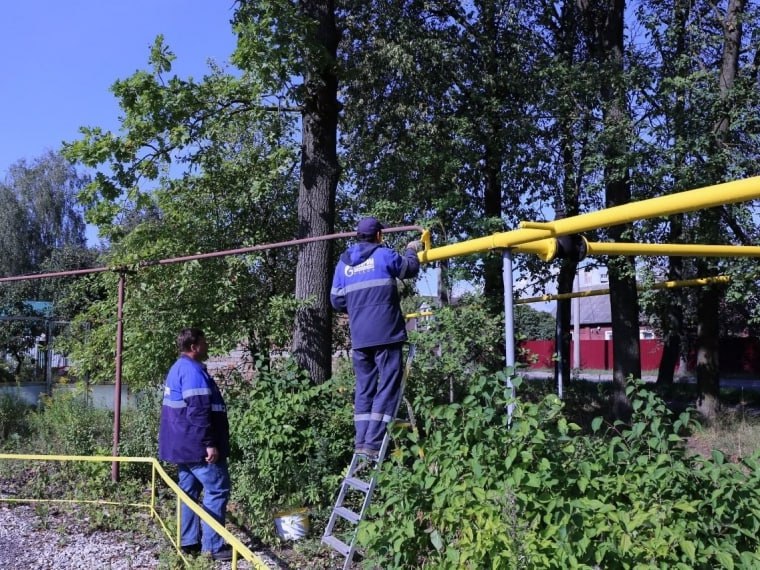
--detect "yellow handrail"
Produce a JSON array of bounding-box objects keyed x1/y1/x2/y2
[{"x1": 0, "y1": 453, "x2": 270, "y2": 570}]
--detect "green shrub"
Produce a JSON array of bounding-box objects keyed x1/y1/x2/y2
[
  {"x1": 0, "y1": 362, "x2": 14, "y2": 383},
  {"x1": 119, "y1": 387, "x2": 162, "y2": 479},
  {"x1": 226, "y1": 356, "x2": 354, "y2": 541},
  {"x1": 0, "y1": 392, "x2": 32, "y2": 443},
  {"x1": 359, "y1": 375, "x2": 760, "y2": 569},
  {"x1": 408, "y1": 299, "x2": 505, "y2": 407},
  {"x1": 29, "y1": 383, "x2": 113, "y2": 456}
]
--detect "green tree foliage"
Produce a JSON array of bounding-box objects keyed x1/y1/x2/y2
[
  {"x1": 0, "y1": 185, "x2": 29, "y2": 278},
  {"x1": 235, "y1": 0, "x2": 341, "y2": 384},
  {"x1": 339, "y1": 0, "x2": 548, "y2": 302},
  {"x1": 633, "y1": 0, "x2": 760, "y2": 411},
  {"x1": 0, "y1": 152, "x2": 91, "y2": 375},
  {"x1": 515, "y1": 304, "x2": 556, "y2": 341},
  {"x1": 65, "y1": 2, "x2": 342, "y2": 385},
  {"x1": 0, "y1": 151, "x2": 87, "y2": 276},
  {"x1": 55, "y1": 0, "x2": 760, "y2": 406},
  {"x1": 409, "y1": 299, "x2": 506, "y2": 407},
  {"x1": 65, "y1": 35, "x2": 296, "y2": 239},
  {"x1": 63, "y1": 33, "x2": 305, "y2": 387}
]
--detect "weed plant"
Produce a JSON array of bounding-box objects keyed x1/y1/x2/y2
[
  {"x1": 28, "y1": 383, "x2": 112, "y2": 456},
  {"x1": 358, "y1": 374, "x2": 760, "y2": 569},
  {"x1": 225, "y1": 356, "x2": 354, "y2": 542},
  {"x1": 0, "y1": 392, "x2": 32, "y2": 444}
]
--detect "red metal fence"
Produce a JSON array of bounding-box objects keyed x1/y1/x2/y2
[{"x1": 520, "y1": 337, "x2": 760, "y2": 375}]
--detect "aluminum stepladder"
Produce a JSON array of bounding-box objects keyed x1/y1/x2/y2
[{"x1": 322, "y1": 343, "x2": 417, "y2": 569}]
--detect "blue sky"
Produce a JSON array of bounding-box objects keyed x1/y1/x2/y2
[
  {"x1": 0, "y1": 2, "x2": 454, "y2": 299},
  {"x1": 0, "y1": 1, "x2": 238, "y2": 177}
]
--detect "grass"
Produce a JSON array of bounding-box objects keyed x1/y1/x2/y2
[
  {"x1": 519, "y1": 375, "x2": 760, "y2": 460},
  {"x1": 689, "y1": 406, "x2": 760, "y2": 460}
]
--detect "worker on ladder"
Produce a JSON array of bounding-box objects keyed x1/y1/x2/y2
[{"x1": 330, "y1": 217, "x2": 422, "y2": 460}]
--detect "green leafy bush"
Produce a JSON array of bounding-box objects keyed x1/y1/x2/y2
[
  {"x1": 119, "y1": 388, "x2": 162, "y2": 479},
  {"x1": 29, "y1": 383, "x2": 113, "y2": 456},
  {"x1": 0, "y1": 362, "x2": 14, "y2": 383},
  {"x1": 359, "y1": 375, "x2": 760, "y2": 569},
  {"x1": 409, "y1": 299, "x2": 505, "y2": 407},
  {"x1": 0, "y1": 392, "x2": 32, "y2": 444},
  {"x1": 226, "y1": 357, "x2": 354, "y2": 541}
]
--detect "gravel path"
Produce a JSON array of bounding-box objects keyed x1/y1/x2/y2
[
  {"x1": 0, "y1": 503, "x2": 164, "y2": 569},
  {"x1": 0, "y1": 502, "x2": 282, "y2": 569}
]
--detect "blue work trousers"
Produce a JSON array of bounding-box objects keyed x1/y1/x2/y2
[
  {"x1": 352, "y1": 343, "x2": 404, "y2": 451},
  {"x1": 177, "y1": 460, "x2": 231, "y2": 554}
]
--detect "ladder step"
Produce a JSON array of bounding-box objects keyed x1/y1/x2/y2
[
  {"x1": 323, "y1": 343, "x2": 416, "y2": 568},
  {"x1": 345, "y1": 476, "x2": 371, "y2": 493},
  {"x1": 335, "y1": 506, "x2": 361, "y2": 524},
  {"x1": 322, "y1": 534, "x2": 351, "y2": 557}
]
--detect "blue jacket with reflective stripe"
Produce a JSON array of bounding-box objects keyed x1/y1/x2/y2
[
  {"x1": 330, "y1": 242, "x2": 420, "y2": 349},
  {"x1": 158, "y1": 355, "x2": 230, "y2": 464}
]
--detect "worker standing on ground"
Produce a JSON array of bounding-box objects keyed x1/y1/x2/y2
[
  {"x1": 158, "y1": 328, "x2": 232, "y2": 561},
  {"x1": 330, "y1": 217, "x2": 421, "y2": 459}
]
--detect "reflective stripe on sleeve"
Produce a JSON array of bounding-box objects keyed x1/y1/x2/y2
[{"x1": 183, "y1": 387, "x2": 212, "y2": 398}]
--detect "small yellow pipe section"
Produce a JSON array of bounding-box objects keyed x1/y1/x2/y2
[
  {"x1": 517, "y1": 275, "x2": 731, "y2": 304},
  {"x1": 509, "y1": 240, "x2": 760, "y2": 261},
  {"x1": 405, "y1": 311, "x2": 435, "y2": 319},
  {"x1": 511, "y1": 238, "x2": 559, "y2": 261},
  {"x1": 418, "y1": 176, "x2": 760, "y2": 263}
]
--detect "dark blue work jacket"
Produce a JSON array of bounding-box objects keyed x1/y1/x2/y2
[
  {"x1": 158, "y1": 355, "x2": 230, "y2": 464},
  {"x1": 330, "y1": 242, "x2": 420, "y2": 349}
]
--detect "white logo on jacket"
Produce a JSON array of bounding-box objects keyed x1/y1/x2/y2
[{"x1": 345, "y1": 257, "x2": 375, "y2": 277}]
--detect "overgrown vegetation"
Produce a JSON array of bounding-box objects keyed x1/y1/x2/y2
[
  {"x1": 2, "y1": 303, "x2": 760, "y2": 568},
  {"x1": 0, "y1": 393, "x2": 32, "y2": 443},
  {"x1": 361, "y1": 375, "x2": 760, "y2": 569},
  {"x1": 225, "y1": 357, "x2": 355, "y2": 542},
  {"x1": 4, "y1": 1, "x2": 760, "y2": 567}
]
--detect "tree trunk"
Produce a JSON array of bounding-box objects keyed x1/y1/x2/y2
[
  {"x1": 657, "y1": 228, "x2": 684, "y2": 386},
  {"x1": 695, "y1": 281, "x2": 721, "y2": 421},
  {"x1": 588, "y1": 0, "x2": 638, "y2": 420},
  {"x1": 657, "y1": 0, "x2": 689, "y2": 387},
  {"x1": 554, "y1": 260, "x2": 577, "y2": 390},
  {"x1": 552, "y1": 0, "x2": 583, "y2": 393},
  {"x1": 692, "y1": 0, "x2": 744, "y2": 418},
  {"x1": 437, "y1": 258, "x2": 451, "y2": 306},
  {"x1": 12, "y1": 352, "x2": 24, "y2": 376},
  {"x1": 657, "y1": 335, "x2": 679, "y2": 385},
  {"x1": 481, "y1": 3, "x2": 505, "y2": 307},
  {"x1": 291, "y1": 0, "x2": 340, "y2": 384},
  {"x1": 481, "y1": 121, "x2": 504, "y2": 305},
  {"x1": 607, "y1": 256, "x2": 639, "y2": 421}
]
